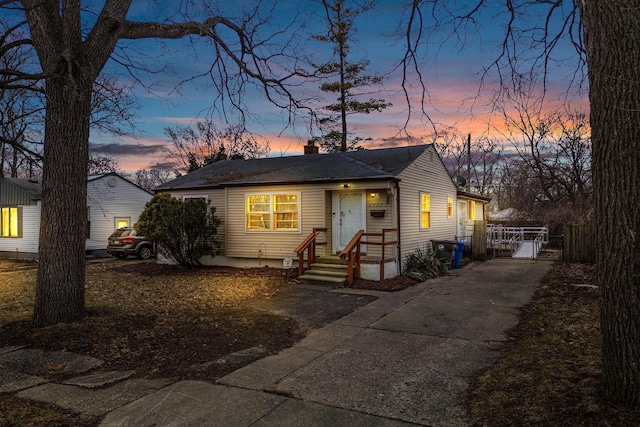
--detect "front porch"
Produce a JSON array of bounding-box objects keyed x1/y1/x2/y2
[{"x1": 294, "y1": 228, "x2": 399, "y2": 285}]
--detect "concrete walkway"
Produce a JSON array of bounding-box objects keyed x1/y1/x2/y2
[{"x1": 1, "y1": 259, "x2": 552, "y2": 426}]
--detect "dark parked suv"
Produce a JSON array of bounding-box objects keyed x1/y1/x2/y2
[{"x1": 107, "y1": 227, "x2": 154, "y2": 260}]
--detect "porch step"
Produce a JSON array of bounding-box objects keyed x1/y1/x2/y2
[{"x1": 298, "y1": 262, "x2": 350, "y2": 285}]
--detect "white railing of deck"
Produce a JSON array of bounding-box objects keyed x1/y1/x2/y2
[{"x1": 487, "y1": 225, "x2": 548, "y2": 257}]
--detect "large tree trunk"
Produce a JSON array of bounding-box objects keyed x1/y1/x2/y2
[
  {"x1": 32, "y1": 74, "x2": 92, "y2": 326},
  {"x1": 579, "y1": 1, "x2": 640, "y2": 407}
]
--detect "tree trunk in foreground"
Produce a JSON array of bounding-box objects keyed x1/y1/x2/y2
[
  {"x1": 579, "y1": 1, "x2": 640, "y2": 407},
  {"x1": 32, "y1": 75, "x2": 92, "y2": 326}
]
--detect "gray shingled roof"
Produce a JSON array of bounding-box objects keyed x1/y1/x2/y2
[
  {"x1": 156, "y1": 144, "x2": 432, "y2": 191},
  {"x1": 1, "y1": 177, "x2": 43, "y2": 200}
]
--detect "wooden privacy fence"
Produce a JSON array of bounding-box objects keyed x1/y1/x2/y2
[
  {"x1": 563, "y1": 224, "x2": 595, "y2": 263},
  {"x1": 472, "y1": 220, "x2": 487, "y2": 260}
]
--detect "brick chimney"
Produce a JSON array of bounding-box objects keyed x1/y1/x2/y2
[{"x1": 304, "y1": 140, "x2": 319, "y2": 155}]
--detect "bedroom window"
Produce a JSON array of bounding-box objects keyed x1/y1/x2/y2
[
  {"x1": 420, "y1": 193, "x2": 431, "y2": 229},
  {"x1": 1, "y1": 207, "x2": 20, "y2": 237},
  {"x1": 246, "y1": 193, "x2": 300, "y2": 232}
]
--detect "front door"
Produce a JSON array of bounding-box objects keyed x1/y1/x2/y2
[
  {"x1": 457, "y1": 200, "x2": 467, "y2": 239},
  {"x1": 333, "y1": 191, "x2": 365, "y2": 253}
]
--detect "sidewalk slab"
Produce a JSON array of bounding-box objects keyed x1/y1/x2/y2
[
  {"x1": 371, "y1": 296, "x2": 523, "y2": 343},
  {"x1": 0, "y1": 369, "x2": 47, "y2": 393},
  {"x1": 333, "y1": 295, "x2": 417, "y2": 328},
  {"x1": 218, "y1": 346, "x2": 323, "y2": 390},
  {"x1": 100, "y1": 381, "x2": 286, "y2": 427},
  {"x1": 271, "y1": 328, "x2": 495, "y2": 426},
  {"x1": 254, "y1": 398, "x2": 418, "y2": 426},
  {"x1": 295, "y1": 323, "x2": 363, "y2": 352},
  {"x1": 17, "y1": 377, "x2": 174, "y2": 416}
]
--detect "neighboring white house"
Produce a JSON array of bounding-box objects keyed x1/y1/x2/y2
[
  {"x1": 155, "y1": 143, "x2": 462, "y2": 280},
  {"x1": 0, "y1": 173, "x2": 152, "y2": 259}
]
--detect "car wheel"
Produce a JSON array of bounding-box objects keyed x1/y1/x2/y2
[{"x1": 137, "y1": 245, "x2": 152, "y2": 260}]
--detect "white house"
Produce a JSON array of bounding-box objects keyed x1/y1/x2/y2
[
  {"x1": 155, "y1": 143, "x2": 463, "y2": 280},
  {"x1": 0, "y1": 173, "x2": 152, "y2": 259}
]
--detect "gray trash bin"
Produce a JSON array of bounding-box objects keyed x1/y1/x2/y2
[{"x1": 431, "y1": 240, "x2": 458, "y2": 266}]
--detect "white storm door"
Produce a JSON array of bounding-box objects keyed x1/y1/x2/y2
[
  {"x1": 457, "y1": 200, "x2": 467, "y2": 239},
  {"x1": 333, "y1": 192, "x2": 365, "y2": 253}
]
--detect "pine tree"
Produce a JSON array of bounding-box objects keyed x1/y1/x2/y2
[{"x1": 312, "y1": 0, "x2": 391, "y2": 152}]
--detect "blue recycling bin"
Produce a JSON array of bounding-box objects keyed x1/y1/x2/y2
[{"x1": 453, "y1": 240, "x2": 465, "y2": 268}]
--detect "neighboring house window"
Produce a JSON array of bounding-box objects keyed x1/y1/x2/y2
[
  {"x1": 1, "y1": 207, "x2": 21, "y2": 237},
  {"x1": 246, "y1": 193, "x2": 300, "y2": 232},
  {"x1": 467, "y1": 200, "x2": 476, "y2": 221},
  {"x1": 420, "y1": 193, "x2": 431, "y2": 229},
  {"x1": 115, "y1": 217, "x2": 130, "y2": 229},
  {"x1": 447, "y1": 197, "x2": 453, "y2": 217}
]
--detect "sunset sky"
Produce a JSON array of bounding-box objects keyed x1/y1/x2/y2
[{"x1": 87, "y1": 0, "x2": 588, "y2": 173}]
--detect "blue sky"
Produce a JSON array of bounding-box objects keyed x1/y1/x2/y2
[{"x1": 86, "y1": 0, "x2": 588, "y2": 172}]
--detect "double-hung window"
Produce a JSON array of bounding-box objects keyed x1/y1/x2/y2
[
  {"x1": 420, "y1": 193, "x2": 431, "y2": 229},
  {"x1": 1, "y1": 207, "x2": 21, "y2": 237},
  {"x1": 246, "y1": 193, "x2": 300, "y2": 232}
]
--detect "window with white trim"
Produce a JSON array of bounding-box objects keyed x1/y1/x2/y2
[
  {"x1": 420, "y1": 193, "x2": 431, "y2": 229},
  {"x1": 246, "y1": 193, "x2": 300, "y2": 232},
  {"x1": 447, "y1": 196, "x2": 453, "y2": 217}
]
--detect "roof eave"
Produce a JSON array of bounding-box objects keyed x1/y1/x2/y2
[{"x1": 155, "y1": 176, "x2": 400, "y2": 192}]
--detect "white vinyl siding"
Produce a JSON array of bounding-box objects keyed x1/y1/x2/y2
[
  {"x1": 364, "y1": 188, "x2": 396, "y2": 259},
  {"x1": 85, "y1": 176, "x2": 152, "y2": 251},
  {"x1": 397, "y1": 145, "x2": 458, "y2": 264}
]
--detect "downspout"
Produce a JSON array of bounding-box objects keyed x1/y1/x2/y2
[{"x1": 395, "y1": 180, "x2": 401, "y2": 276}]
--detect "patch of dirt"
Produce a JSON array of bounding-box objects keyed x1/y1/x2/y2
[
  {"x1": 352, "y1": 274, "x2": 419, "y2": 291},
  {"x1": 2, "y1": 261, "x2": 304, "y2": 381}
]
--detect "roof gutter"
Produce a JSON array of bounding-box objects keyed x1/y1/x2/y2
[{"x1": 156, "y1": 176, "x2": 398, "y2": 193}]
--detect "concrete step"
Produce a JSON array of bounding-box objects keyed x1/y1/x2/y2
[
  {"x1": 310, "y1": 263, "x2": 349, "y2": 273},
  {"x1": 307, "y1": 268, "x2": 348, "y2": 278},
  {"x1": 314, "y1": 257, "x2": 348, "y2": 265},
  {"x1": 298, "y1": 272, "x2": 347, "y2": 285}
]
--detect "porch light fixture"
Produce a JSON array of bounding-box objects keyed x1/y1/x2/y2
[
  {"x1": 343, "y1": 183, "x2": 350, "y2": 188},
  {"x1": 370, "y1": 191, "x2": 380, "y2": 198}
]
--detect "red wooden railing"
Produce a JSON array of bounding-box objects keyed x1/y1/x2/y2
[
  {"x1": 339, "y1": 230, "x2": 364, "y2": 285},
  {"x1": 293, "y1": 227, "x2": 327, "y2": 276},
  {"x1": 362, "y1": 228, "x2": 398, "y2": 281}
]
